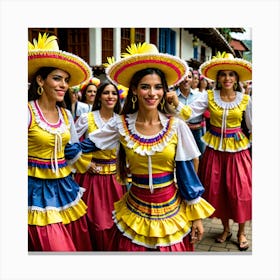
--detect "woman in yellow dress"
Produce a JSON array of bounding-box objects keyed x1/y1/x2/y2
[
  {"x1": 167, "y1": 52, "x2": 252, "y2": 251},
  {"x1": 28, "y1": 33, "x2": 93, "y2": 251},
  {"x1": 80, "y1": 43, "x2": 215, "y2": 251},
  {"x1": 74, "y1": 81, "x2": 127, "y2": 250}
]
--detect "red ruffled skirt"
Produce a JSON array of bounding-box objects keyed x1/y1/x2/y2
[
  {"x1": 110, "y1": 184, "x2": 194, "y2": 252},
  {"x1": 112, "y1": 230, "x2": 194, "y2": 252},
  {"x1": 28, "y1": 216, "x2": 92, "y2": 251},
  {"x1": 75, "y1": 172, "x2": 126, "y2": 251},
  {"x1": 199, "y1": 147, "x2": 252, "y2": 223}
]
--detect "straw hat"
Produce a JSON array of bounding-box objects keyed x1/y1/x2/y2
[
  {"x1": 28, "y1": 33, "x2": 92, "y2": 87},
  {"x1": 199, "y1": 52, "x2": 252, "y2": 82},
  {"x1": 106, "y1": 42, "x2": 188, "y2": 88}
]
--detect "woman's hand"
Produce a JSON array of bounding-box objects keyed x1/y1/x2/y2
[
  {"x1": 88, "y1": 162, "x2": 101, "y2": 174},
  {"x1": 190, "y1": 219, "x2": 204, "y2": 244},
  {"x1": 166, "y1": 90, "x2": 179, "y2": 108}
]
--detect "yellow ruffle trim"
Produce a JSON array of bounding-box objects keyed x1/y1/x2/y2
[
  {"x1": 202, "y1": 132, "x2": 250, "y2": 152},
  {"x1": 28, "y1": 166, "x2": 72, "y2": 179},
  {"x1": 28, "y1": 199, "x2": 87, "y2": 226},
  {"x1": 185, "y1": 197, "x2": 215, "y2": 221},
  {"x1": 113, "y1": 193, "x2": 214, "y2": 248}
]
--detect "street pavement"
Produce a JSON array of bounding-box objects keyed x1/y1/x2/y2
[{"x1": 195, "y1": 218, "x2": 252, "y2": 253}]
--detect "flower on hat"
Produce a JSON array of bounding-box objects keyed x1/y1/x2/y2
[
  {"x1": 211, "y1": 51, "x2": 231, "y2": 59},
  {"x1": 117, "y1": 84, "x2": 128, "y2": 100},
  {"x1": 28, "y1": 33, "x2": 59, "y2": 51},
  {"x1": 80, "y1": 77, "x2": 101, "y2": 92},
  {"x1": 103, "y1": 56, "x2": 116, "y2": 68},
  {"x1": 121, "y1": 42, "x2": 158, "y2": 58}
]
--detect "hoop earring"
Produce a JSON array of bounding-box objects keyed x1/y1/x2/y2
[
  {"x1": 37, "y1": 86, "x2": 44, "y2": 96},
  {"x1": 131, "y1": 95, "x2": 137, "y2": 110},
  {"x1": 234, "y1": 82, "x2": 238, "y2": 90},
  {"x1": 160, "y1": 98, "x2": 165, "y2": 110}
]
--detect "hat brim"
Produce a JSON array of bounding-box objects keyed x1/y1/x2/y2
[
  {"x1": 199, "y1": 59, "x2": 252, "y2": 82},
  {"x1": 28, "y1": 50, "x2": 92, "y2": 87},
  {"x1": 106, "y1": 53, "x2": 188, "y2": 88}
]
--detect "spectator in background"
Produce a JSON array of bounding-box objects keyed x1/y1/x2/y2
[
  {"x1": 191, "y1": 70, "x2": 200, "y2": 91},
  {"x1": 176, "y1": 69, "x2": 206, "y2": 157},
  {"x1": 198, "y1": 75, "x2": 210, "y2": 131},
  {"x1": 198, "y1": 75, "x2": 209, "y2": 94},
  {"x1": 80, "y1": 77, "x2": 101, "y2": 111},
  {"x1": 241, "y1": 81, "x2": 252, "y2": 96},
  {"x1": 64, "y1": 85, "x2": 89, "y2": 121}
]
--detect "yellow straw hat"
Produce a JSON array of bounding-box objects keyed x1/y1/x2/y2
[
  {"x1": 199, "y1": 52, "x2": 252, "y2": 82},
  {"x1": 28, "y1": 33, "x2": 92, "y2": 87},
  {"x1": 106, "y1": 42, "x2": 189, "y2": 88}
]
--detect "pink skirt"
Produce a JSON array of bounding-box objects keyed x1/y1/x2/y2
[
  {"x1": 199, "y1": 147, "x2": 252, "y2": 223},
  {"x1": 28, "y1": 215, "x2": 92, "y2": 251},
  {"x1": 75, "y1": 172, "x2": 126, "y2": 251}
]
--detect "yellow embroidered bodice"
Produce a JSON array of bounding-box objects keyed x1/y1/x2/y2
[
  {"x1": 28, "y1": 101, "x2": 72, "y2": 179},
  {"x1": 179, "y1": 90, "x2": 251, "y2": 152},
  {"x1": 78, "y1": 111, "x2": 118, "y2": 174},
  {"x1": 203, "y1": 90, "x2": 250, "y2": 151}
]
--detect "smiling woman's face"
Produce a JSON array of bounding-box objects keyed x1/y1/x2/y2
[
  {"x1": 37, "y1": 68, "x2": 70, "y2": 103},
  {"x1": 217, "y1": 70, "x2": 238, "y2": 90},
  {"x1": 134, "y1": 73, "x2": 164, "y2": 112}
]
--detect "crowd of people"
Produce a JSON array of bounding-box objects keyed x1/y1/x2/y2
[{"x1": 28, "y1": 33, "x2": 252, "y2": 252}]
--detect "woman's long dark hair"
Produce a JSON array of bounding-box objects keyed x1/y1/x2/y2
[
  {"x1": 117, "y1": 67, "x2": 176, "y2": 184},
  {"x1": 63, "y1": 88, "x2": 73, "y2": 111},
  {"x1": 28, "y1": 67, "x2": 66, "y2": 107},
  {"x1": 91, "y1": 80, "x2": 121, "y2": 114}
]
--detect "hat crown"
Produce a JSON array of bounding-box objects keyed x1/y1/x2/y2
[
  {"x1": 212, "y1": 51, "x2": 235, "y2": 60},
  {"x1": 121, "y1": 42, "x2": 159, "y2": 58},
  {"x1": 28, "y1": 33, "x2": 59, "y2": 51}
]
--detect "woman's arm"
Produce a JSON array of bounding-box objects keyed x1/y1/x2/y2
[
  {"x1": 75, "y1": 112, "x2": 89, "y2": 139},
  {"x1": 166, "y1": 90, "x2": 209, "y2": 121},
  {"x1": 244, "y1": 96, "x2": 252, "y2": 133}
]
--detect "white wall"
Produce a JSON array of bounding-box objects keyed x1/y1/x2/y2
[
  {"x1": 89, "y1": 28, "x2": 102, "y2": 65},
  {"x1": 88, "y1": 27, "x2": 215, "y2": 67},
  {"x1": 180, "y1": 29, "x2": 193, "y2": 61}
]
